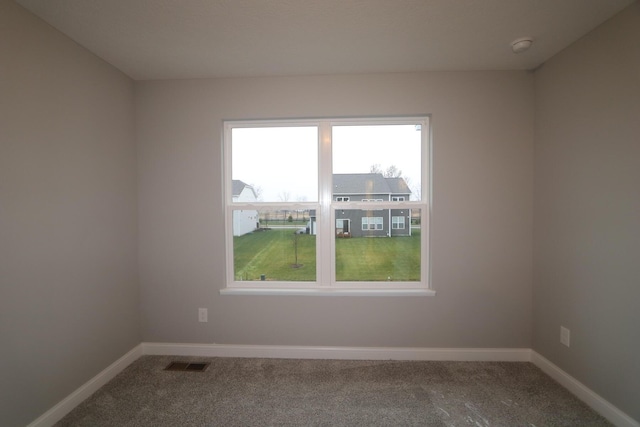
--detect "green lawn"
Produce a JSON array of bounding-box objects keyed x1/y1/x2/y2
[
  {"x1": 233, "y1": 229, "x2": 420, "y2": 282},
  {"x1": 335, "y1": 230, "x2": 421, "y2": 281},
  {"x1": 234, "y1": 229, "x2": 316, "y2": 281}
]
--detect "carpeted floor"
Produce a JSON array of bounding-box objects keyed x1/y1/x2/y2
[{"x1": 56, "y1": 356, "x2": 611, "y2": 426}]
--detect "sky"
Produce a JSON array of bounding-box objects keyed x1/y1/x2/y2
[{"x1": 231, "y1": 124, "x2": 423, "y2": 202}]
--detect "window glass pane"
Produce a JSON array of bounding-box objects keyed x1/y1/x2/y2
[
  {"x1": 232, "y1": 126, "x2": 318, "y2": 203},
  {"x1": 232, "y1": 209, "x2": 316, "y2": 281},
  {"x1": 392, "y1": 216, "x2": 405, "y2": 229},
  {"x1": 335, "y1": 208, "x2": 420, "y2": 282},
  {"x1": 226, "y1": 118, "x2": 428, "y2": 290},
  {"x1": 332, "y1": 124, "x2": 421, "y2": 201}
]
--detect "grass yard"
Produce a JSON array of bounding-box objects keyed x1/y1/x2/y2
[
  {"x1": 234, "y1": 229, "x2": 420, "y2": 282},
  {"x1": 335, "y1": 229, "x2": 421, "y2": 281},
  {"x1": 234, "y1": 229, "x2": 316, "y2": 281}
]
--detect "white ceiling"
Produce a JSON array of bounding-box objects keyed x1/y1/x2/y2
[{"x1": 16, "y1": 0, "x2": 634, "y2": 81}]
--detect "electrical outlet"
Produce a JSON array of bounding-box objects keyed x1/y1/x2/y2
[
  {"x1": 198, "y1": 308, "x2": 208, "y2": 323},
  {"x1": 560, "y1": 326, "x2": 570, "y2": 347}
]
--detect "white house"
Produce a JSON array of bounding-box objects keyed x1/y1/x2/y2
[{"x1": 232, "y1": 180, "x2": 259, "y2": 236}]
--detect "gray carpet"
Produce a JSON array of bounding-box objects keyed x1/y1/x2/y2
[{"x1": 56, "y1": 356, "x2": 611, "y2": 426}]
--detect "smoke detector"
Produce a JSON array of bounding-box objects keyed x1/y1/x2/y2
[{"x1": 511, "y1": 37, "x2": 533, "y2": 53}]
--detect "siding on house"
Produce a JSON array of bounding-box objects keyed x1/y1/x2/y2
[
  {"x1": 232, "y1": 180, "x2": 258, "y2": 236},
  {"x1": 310, "y1": 173, "x2": 412, "y2": 237},
  {"x1": 335, "y1": 173, "x2": 411, "y2": 237}
]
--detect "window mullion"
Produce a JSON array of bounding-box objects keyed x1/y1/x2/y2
[{"x1": 318, "y1": 121, "x2": 333, "y2": 287}]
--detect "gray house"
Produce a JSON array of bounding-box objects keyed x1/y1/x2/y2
[{"x1": 309, "y1": 173, "x2": 412, "y2": 237}]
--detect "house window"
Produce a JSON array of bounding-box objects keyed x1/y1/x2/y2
[
  {"x1": 362, "y1": 217, "x2": 383, "y2": 230},
  {"x1": 392, "y1": 216, "x2": 405, "y2": 229},
  {"x1": 223, "y1": 117, "x2": 430, "y2": 294}
]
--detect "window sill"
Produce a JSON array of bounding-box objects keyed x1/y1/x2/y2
[{"x1": 219, "y1": 287, "x2": 436, "y2": 297}]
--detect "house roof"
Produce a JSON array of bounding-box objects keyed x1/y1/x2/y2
[
  {"x1": 232, "y1": 179, "x2": 255, "y2": 197},
  {"x1": 385, "y1": 177, "x2": 411, "y2": 194},
  {"x1": 333, "y1": 173, "x2": 411, "y2": 196}
]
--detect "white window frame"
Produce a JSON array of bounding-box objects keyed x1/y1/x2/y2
[
  {"x1": 362, "y1": 216, "x2": 383, "y2": 230},
  {"x1": 392, "y1": 216, "x2": 405, "y2": 229},
  {"x1": 221, "y1": 117, "x2": 432, "y2": 296}
]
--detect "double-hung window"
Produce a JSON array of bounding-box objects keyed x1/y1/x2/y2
[
  {"x1": 392, "y1": 216, "x2": 405, "y2": 229},
  {"x1": 223, "y1": 117, "x2": 431, "y2": 295},
  {"x1": 362, "y1": 217, "x2": 383, "y2": 230}
]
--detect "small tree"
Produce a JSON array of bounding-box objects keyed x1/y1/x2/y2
[
  {"x1": 279, "y1": 191, "x2": 291, "y2": 224},
  {"x1": 292, "y1": 231, "x2": 302, "y2": 268},
  {"x1": 370, "y1": 163, "x2": 403, "y2": 178},
  {"x1": 384, "y1": 165, "x2": 403, "y2": 178}
]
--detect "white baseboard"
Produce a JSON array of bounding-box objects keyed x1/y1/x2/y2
[
  {"x1": 27, "y1": 344, "x2": 143, "y2": 427},
  {"x1": 27, "y1": 344, "x2": 638, "y2": 427},
  {"x1": 141, "y1": 342, "x2": 532, "y2": 361},
  {"x1": 531, "y1": 351, "x2": 639, "y2": 427}
]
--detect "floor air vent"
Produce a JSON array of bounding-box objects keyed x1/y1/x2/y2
[{"x1": 165, "y1": 362, "x2": 210, "y2": 372}]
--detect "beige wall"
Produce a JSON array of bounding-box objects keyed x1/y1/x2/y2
[
  {"x1": 533, "y1": 2, "x2": 640, "y2": 421},
  {"x1": 0, "y1": 1, "x2": 139, "y2": 426},
  {"x1": 136, "y1": 71, "x2": 534, "y2": 348}
]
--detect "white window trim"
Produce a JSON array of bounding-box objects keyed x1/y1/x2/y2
[
  {"x1": 220, "y1": 288, "x2": 435, "y2": 296},
  {"x1": 361, "y1": 216, "x2": 383, "y2": 230},
  {"x1": 392, "y1": 216, "x2": 405, "y2": 229},
  {"x1": 222, "y1": 117, "x2": 431, "y2": 295}
]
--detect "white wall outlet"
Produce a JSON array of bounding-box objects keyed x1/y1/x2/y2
[
  {"x1": 560, "y1": 326, "x2": 570, "y2": 347},
  {"x1": 198, "y1": 308, "x2": 208, "y2": 323}
]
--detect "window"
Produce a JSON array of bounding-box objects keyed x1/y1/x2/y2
[
  {"x1": 362, "y1": 216, "x2": 383, "y2": 230},
  {"x1": 223, "y1": 117, "x2": 430, "y2": 294},
  {"x1": 392, "y1": 216, "x2": 405, "y2": 229}
]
